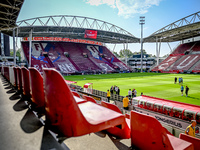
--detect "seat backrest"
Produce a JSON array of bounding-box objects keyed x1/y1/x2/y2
[
  {"x1": 82, "y1": 95, "x2": 97, "y2": 103},
  {"x1": 13, "y1": 67, "x2": 18, "y2": 87},
  {"x1": 16, "y1": 67, "x2": 22, "y2": 91},
  {"x1": 101, "y1": 101, "x2": 121, "y2": 113},
  {"x1": 21, "y1": 67, "x2": 31, "y2": 97},
  {"x1": 71, "y1": 91, "x2": 81, "y2": 98},
  {"x1": 130, "y1": 111, "x2": 173, "y2": 150},
  {"x1": 179, "y1": 133, "x2": 200, "y2": 150},
  {"x1": 29, "y1": 67, "x2": 45, "y2": 108},
  {"x1": 43, "y1": 68, "x2": 87, "y2": 137}
]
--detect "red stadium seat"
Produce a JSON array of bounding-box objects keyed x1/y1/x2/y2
[
  {"x1": 101, "y1": 101, "x2": 121, "y2": 113},
  {"x1": 82, "y1": 95, "x2": 97, "y2": 103},
  {"x1": 29, "y1": 67, "x2": 45, "y2": 109},
  {"x1": 130, "y1": 111, "x2": 193, "y2": 150},
  {"x1": 16, "y1": 67, "x2": 22, "y2": 92},
  {"x1": 43, "y1": 68, "x2": 127, "y2": 138},
  {"x1": 13, "y1": 67, "x2": 18, "y2": 88},
  {"x1": 21, "y1": 67, "x2": 31, "y2": 99},
  {"x1": 100, "y1": 101, "x2": 130, "y2": 139},
  {"x1": 71, "y1": 91, "x2": 81, "y2": 98},
  {"x1": 180, "y1": 133, "x2": 200, "y2": 150}
]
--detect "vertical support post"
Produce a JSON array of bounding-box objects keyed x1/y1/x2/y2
[
  {"x1": 139, "y1": 16, "x2": 145, "y2": 73},
  {"x1": 13, "y1": 28, "x2": 16, "y2": 66},
  {"x1": 126, "y1": 42, "x2": 128, "y2": 66},
  {"x1": 123, "y1": 43, "x2": 127, "y2": 65},
  {"x1": 29, "y1": 29, "x2": 32, "y2": 67},
  {"x1": 167, "y1": 42, "x2": 172, "y2": 53},
  {"x1": 156, "y1": 37, "x2": 159, "y2": 66},
  {"x1": 140, "y1": 25, "x2": 143, "y2": 72},
  {"x1": 112, "y1": 44, "x2": 116, "y2": 52}
]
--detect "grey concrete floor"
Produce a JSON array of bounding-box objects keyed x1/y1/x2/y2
[{"x1": 0, "y1": 75, "x2": 131, "y2": 150}]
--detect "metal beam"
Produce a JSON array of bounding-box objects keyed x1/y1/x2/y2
[{"x1": 0, "y1": 3, "x2": 20, "y2": 10}]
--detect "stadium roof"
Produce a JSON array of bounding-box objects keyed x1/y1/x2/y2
[
  {"x1": 0, "y1": 1, "x2": 199, "y2": 44},
  {"x1": 0, "y1": 0, "x2": 24, "y2": 35},
  {"x1": 15, "y1": 15, "x2": 140, "y2": 44},
  {"x1": 143, "y1": 11, "x2": 200, "y2": 43}
]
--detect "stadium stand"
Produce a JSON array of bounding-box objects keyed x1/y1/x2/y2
[
  {"x1": 169, "y1": 54, "x2": 200, "y2": 71},
  {"x1": 152, "y1": 41, "x2": 200, "y2": 73},
  {"x1": 21, "y1": 41, "x2": 129, "y2": 74},
  {"x1": 152, "y1": 55, "x2": 182, "y2": 71}
]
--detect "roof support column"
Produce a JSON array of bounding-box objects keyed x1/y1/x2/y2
[
  {"x1": 156, "y1": 37, "x2": 161, "y2": 66},
  {"x1": 167, "y1": 42, "x2": 172, "y2": 53},
  {"x1": 29, "y1": 29, "x2": 32, "y2": 67},
  {"x1": 139, "y1": 16, "x2": 145, "y2": 73},
  {"x1": 123, "y1": 43, "x2": 127, "y2": 66},
  {"x1": 112, "y1": 44, "x2": 116, "y2": 52},
  {"x1": 13, "y1": 28, "x2": 16, "y2": 66}
]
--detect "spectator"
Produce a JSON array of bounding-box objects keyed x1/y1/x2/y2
[
  {"x1": 141, "y1": 92, "x2": 143, "y2": 96},
  {"x1": 174, "y1": 77, "x2": 177, "y2": 84},
  {"x1": 116, "y1": 86, "x2": 120, "y2": 95},
  {"x1": 185, "y1": 120, "x2": 197, "y2": 137},
  {"x1": 123, "y1": 95, "x2": 130, "y2": 110},
  {"x1": 181, "y1": 85, "x2": 184, "y2": 96},
  {"x1": 128, "y1": 89, "x2": 132, "y2": 99},
  {"x1": 110, "y1": 86, "x2": 113, "y2": 95},
  {"x1": 115, "y1": 86, "x2": 119, "y2": 94},
  {"x1": 185, "y1": 86, "x2": 189, "y2": 97},
  {"x1": 132, "y1": 89, "x2": 135, "y2": 98},
  {"x1": 107, "y1": 90, "x2": 111, "y2": 102},
  {"x1": 134, "y1": 89, "x2": 137, "y2": 97}
]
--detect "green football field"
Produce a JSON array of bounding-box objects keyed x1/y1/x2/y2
[{"x1": 64, "y1": 73, "x2": 200, "y2": 106}]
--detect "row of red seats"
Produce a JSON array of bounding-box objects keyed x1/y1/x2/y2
[{"x1": 1, "y1": 66, "x2": 199, "y2": 149}]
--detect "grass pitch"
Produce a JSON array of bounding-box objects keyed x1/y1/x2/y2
[{"x1": 64, "y1": 73, "x2": 200, "y2": 106}]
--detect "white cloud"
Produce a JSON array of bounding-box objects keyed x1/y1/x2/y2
[
  {"x1": 84, "y1": 0, "x2": 163, "y2": 18},
  {"x1": 84, "y1": 0, "x2": 116, "y2": 8}
]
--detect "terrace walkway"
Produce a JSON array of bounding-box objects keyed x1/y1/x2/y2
[{"x1": 0, "y1": 74, "x2": 131, "y2": 150}]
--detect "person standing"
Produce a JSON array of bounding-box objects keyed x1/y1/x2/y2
[
  {"x1": 107, "y1": 90, "x2": 111, "y2": 102},
  {"x1": 174, "y1": 77, "x2": 177, "y2": 84},
  {"x1": 116, "y1": 86, "x2": 120, "y2": 95},
  {"x1": 181, "y1": 85, "x2": 184, "y2": 96},
  {"x1": 123, "y1": 95, "x2": 130, "y2": 110},
  {"x1": 185, "y1": 120, "x2": 197, "y2": 137},
  {"x1": 110, "y1": 86, "x2": 113, "y2": 95},
  {"x1": 132, "y1": 89, "x2": 135, "y2": 98},
  {"x1": 128, "y1": 89, "x2": 132, "y2": 99},
  {"x1": 179, "y1": 77, "x2": 181, "y2": 85},
  {"x1": 134, "y1": 89, "x2": 137, "y2": 97},
  {"x1": 185, "y1": 86, "x2": 189, "y2": 97}
]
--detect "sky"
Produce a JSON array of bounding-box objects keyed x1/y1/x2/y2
[{"x1": 14, "y1": 0, "x2": 200, "y2": 57}]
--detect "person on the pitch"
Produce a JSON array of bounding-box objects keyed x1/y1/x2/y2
[
  {"x1": 123, "y1": 95, "x2": 130, "y2": 110},
  {"x1": 174, "y1": 77, "x2": 177, "y2": 84},
  {"x1": 185, "y1": 120, "x2": 197, "y2": 137},
  {"x1": 185, "y1": 86, "x2": 189, "y2": 97},
  {"x1": 180, "y1": 85, "x2": 184, "y2": 96}
]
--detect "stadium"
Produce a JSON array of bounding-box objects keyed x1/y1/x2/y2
[{"x1": 0, "y1": 0, "x2": 200, "y2": 150}]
